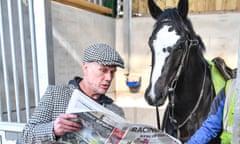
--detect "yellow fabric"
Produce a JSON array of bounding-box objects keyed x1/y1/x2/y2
[
  {"x1": 207, "y1": 60, "x2": 226, "y2": 94},
  {"x1": 220, "y1": 79, "x2": 235, "y2": 144},
  {"x1": 221, "y1": 132, "x2": 232, "y2": 144},
  {"x1": 228, "y1": 91, "x2": 235, "y2": 126}
]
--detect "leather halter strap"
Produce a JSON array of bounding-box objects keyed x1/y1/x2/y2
[{"x1": 155, "y1": 37, "x2": 206, "y2": 138}]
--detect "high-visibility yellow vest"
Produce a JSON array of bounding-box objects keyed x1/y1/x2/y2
[{"x1": 220, "y1": 79, "x2": 236, "y2": 144}]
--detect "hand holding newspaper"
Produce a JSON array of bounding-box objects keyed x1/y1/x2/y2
[{"x1": 57, "y1": 89, "x2": 182, "y2": 144}]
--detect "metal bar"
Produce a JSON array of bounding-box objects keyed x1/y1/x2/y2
[
  {"x1": 123, "y1": 0, "x2": 132, "y2": 74},
  {"x1": 99, "y1": 0, "x2": 102, "y2": 6},
  {"x1": 28, "y1": 0, "x2": 40, "y2": 105},
  {"x1": 0, "y1": 125, "x2": 25, "y2": 143},
  {"x1": 33, "y1": 0, "x2": 55, "y2": 98},
  {"x1": 0, "y1": 0, "x2": 11, "y2": 121},
  {"x1": 7, "y1": 0, "x2": 21, "y2": 122},
  {"x1": 0, "y1": 122, "x2": 25, "y2": 132},
  {"x1": 1, "y1": 1, "x2": 12, "y2": 122},
  {"x1": 232, "y1": 32, "x2": 240, "y2": 143},
  {"x1": 18, "y1": 0, "x2": 30, "y2": 121},
  {"x1": 0, "y1": 131, "x2": 6, "y2": 144}
]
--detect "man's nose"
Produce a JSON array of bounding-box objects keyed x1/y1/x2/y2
[{"x1": 105, "y1": 72, "x2": 113, "y2": 81}]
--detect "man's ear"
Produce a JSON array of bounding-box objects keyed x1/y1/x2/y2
[{"x1": 82, "y1": 63, "x2": 88, "y2": 75}]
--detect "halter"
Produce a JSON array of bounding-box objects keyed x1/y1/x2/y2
[{"x1": 155, "y1": 35, "x2": 207, "y2": 139}]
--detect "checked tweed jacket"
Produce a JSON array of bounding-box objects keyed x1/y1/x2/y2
[{"x1": 19, "y1": 84, "x2": 124, "y2": 144}]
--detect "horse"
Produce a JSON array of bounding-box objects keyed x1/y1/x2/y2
[{"x1": 144, "y1": 0, "x2": 235, "y2": 143}]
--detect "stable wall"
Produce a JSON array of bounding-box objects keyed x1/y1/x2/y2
[{"x1": 52, "y1": 1, "x2": 240, "y2": 127}]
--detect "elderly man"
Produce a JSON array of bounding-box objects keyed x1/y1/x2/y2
[{"x1": 20, "y1": 43, "x2": 125, "y2": 143}]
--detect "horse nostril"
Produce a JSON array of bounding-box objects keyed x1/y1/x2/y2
[
  {"x1": 144, "y1": 94, "x2": 155, "y2": 106},
  {"x1": 146, "y1": 98, "x2": 153, "y2": 105}
]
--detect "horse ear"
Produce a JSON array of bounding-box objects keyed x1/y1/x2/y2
[
  {"x1": 177, "y1": 0, "x2": 189, "y2": 18},
  {"x1": 148, "y1": 0, "x2": 162, "y2": 20}
]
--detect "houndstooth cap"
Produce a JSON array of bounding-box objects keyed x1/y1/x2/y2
[{"x1": 83, "y1": 43, "x2": 124, "y2": 68}]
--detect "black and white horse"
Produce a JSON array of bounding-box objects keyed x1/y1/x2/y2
[{"x1": 144, "y1": 0, "x2": 232, "y2": 142}]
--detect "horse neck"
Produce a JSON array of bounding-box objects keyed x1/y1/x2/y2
[
  {"x1": 174, "y1": 49, "x2": 215, "y2": 130},
  {"x1": 175, "y1": 48, "x2": 211, "y2": 104}
]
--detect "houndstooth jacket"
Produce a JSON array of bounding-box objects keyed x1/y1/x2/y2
[{"x1": 19, "y1": 84, "x2": 125, "y2": 144}]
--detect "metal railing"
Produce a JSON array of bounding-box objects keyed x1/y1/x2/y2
[
  {"x1": 0, "y1": 0, "x2": 127, "y2": 142},
  {"x1": 0, "y1": 0, "x2": 54, "y2": 142},
  {"x1": 88, "y1": 0, "x2": 103, "y2": 5}
]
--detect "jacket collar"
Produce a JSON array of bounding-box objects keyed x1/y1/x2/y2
[{"x1": 68, "y1": 76, "x2": 113, "y2": 105}]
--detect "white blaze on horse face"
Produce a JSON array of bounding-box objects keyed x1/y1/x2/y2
[{"x1": 149, "y1": 25, "x2": 180, "y2": 100}]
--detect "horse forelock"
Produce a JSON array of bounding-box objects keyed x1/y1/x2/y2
[{"x1": 155, "y1": 9, "x2": 185, "y2": 31}]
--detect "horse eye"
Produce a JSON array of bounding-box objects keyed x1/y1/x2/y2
[
  {"x1": 163, "y1": 48, "x2": 166, "y2": 52},
  {"x1": 167, "y1": 47, "x2": 172, "y2": 52},
  {"x1": 168, "y1": 27, "x2": 174, "y2": 32}
]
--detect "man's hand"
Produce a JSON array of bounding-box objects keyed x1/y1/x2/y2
[{"x1": 53, "y1": 113, "x2": 82, "y2": 136}]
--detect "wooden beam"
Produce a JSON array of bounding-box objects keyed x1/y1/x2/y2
[
  {"x1": 207, "y1": 0, "x2": 216, "y2": 12},
  {"x1": 53, "y1": 0, "x2": 112, "y2": 15},
  {"x1": 237, "y1": 0, "x2": 240, "y2": 10}
]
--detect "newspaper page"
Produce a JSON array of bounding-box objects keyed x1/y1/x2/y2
[{"x1": 57, "y1": 89, "x2": 182, "y2": 144}]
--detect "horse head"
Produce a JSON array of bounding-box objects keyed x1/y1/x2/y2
[{"x1": 144, "y1": 0, "x2": 205, "y2": 106}]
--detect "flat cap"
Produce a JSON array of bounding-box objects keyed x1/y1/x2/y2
[{"x1": 83, "y1": 43, "x2": 124, "y2": 68}]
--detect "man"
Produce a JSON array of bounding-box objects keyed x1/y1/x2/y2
[
  {"x1": 20, "y1": 43, "x2": 125, "y2": 143},
  {"x1": 186, "y1": 78, "x2": 236, "y2": 144}
]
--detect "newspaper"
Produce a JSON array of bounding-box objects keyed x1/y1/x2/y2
[{"x1": 57, "y1": 89, "x2": 182, "y2": 144}]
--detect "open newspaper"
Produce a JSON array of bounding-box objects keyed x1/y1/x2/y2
[{"x1": 57, "y1": 89, "x2": 182, "y2": 144}]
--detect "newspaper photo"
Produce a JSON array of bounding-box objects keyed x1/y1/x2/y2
[{"x1": 57, "y1": 89, "x2": 182, "y2": 144}]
